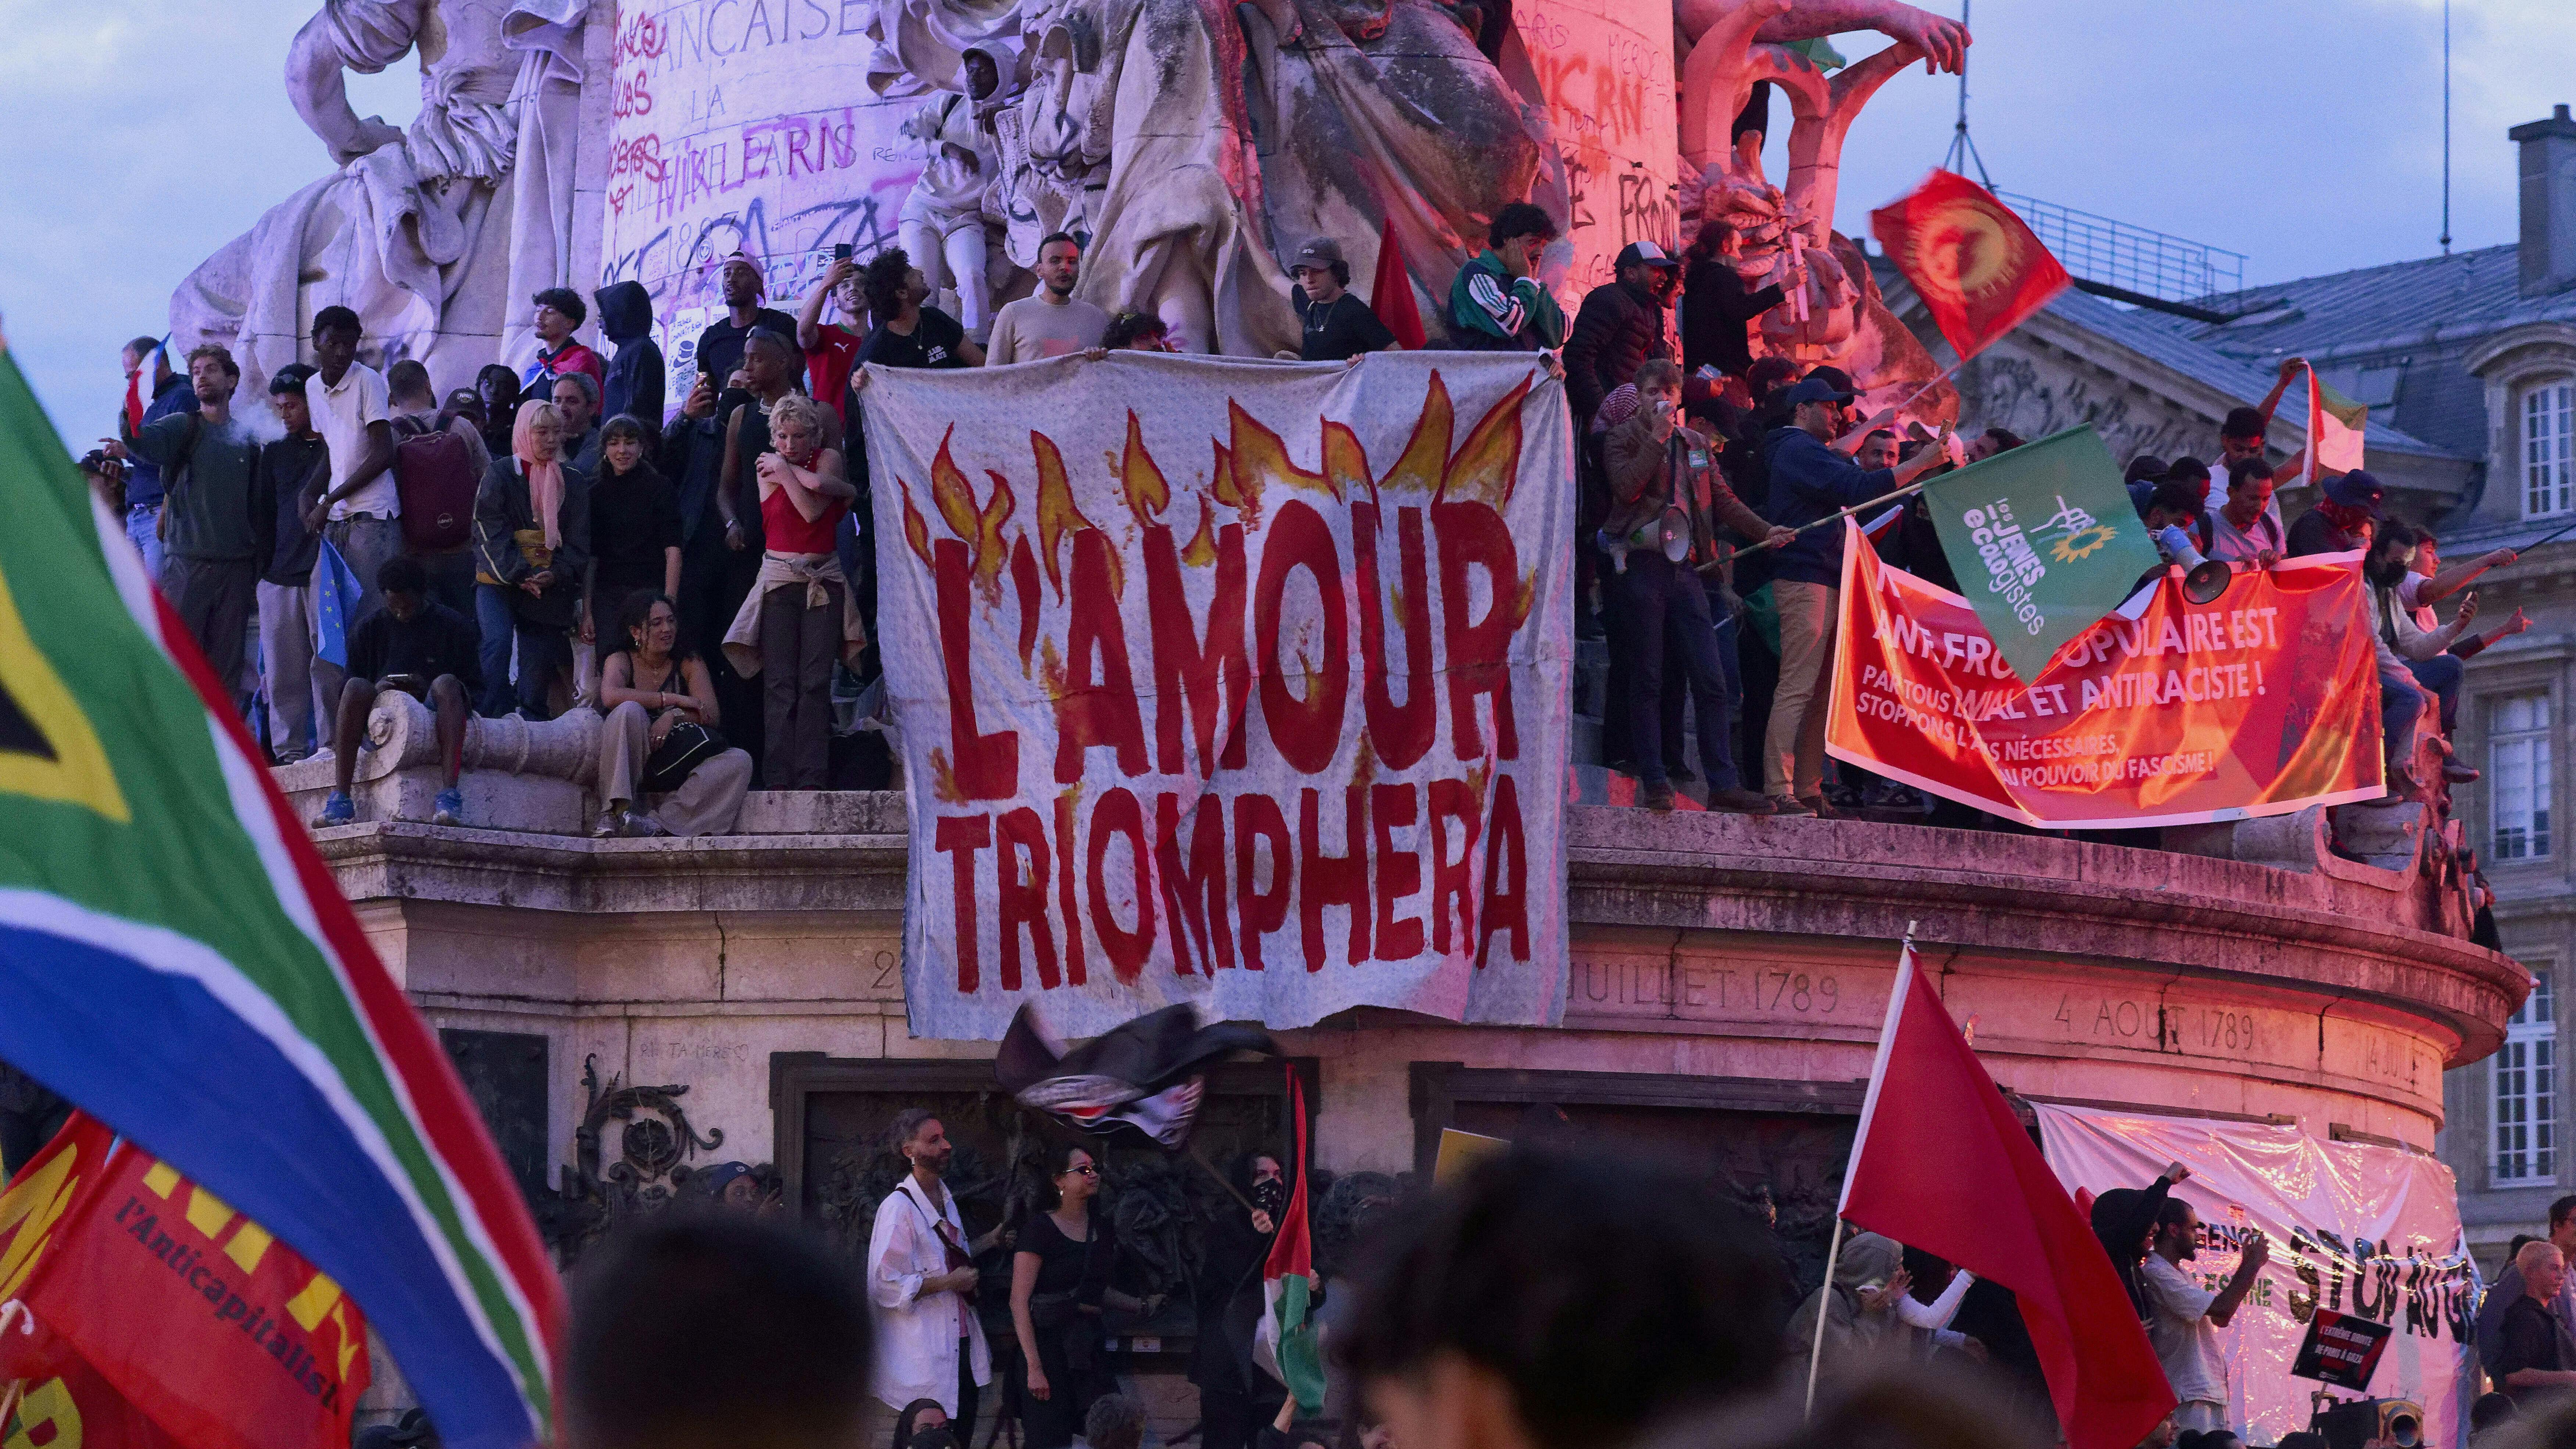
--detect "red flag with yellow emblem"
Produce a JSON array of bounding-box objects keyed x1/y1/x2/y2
[
  {"x1": 0, "y1": 1115, "x2": 369, "y2": 1449},
  {"x1": 1871, "y1": 171, "x2": 2071, "y2": 362}
]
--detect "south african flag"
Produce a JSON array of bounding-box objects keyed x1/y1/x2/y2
[{"x1": 0, "y1": 336, "x2": 561, "y2": 1447}]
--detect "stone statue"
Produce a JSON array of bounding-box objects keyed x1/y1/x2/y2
[
  {"x1": 896, "y1": 51, "x2": 1013, "y2": 341},
  {"x1": 1674, "y1": 0, "x2": 1970, "y2": 419},
  {"x1": 168, "y1": 0, "x2": 592, "y2": 398}
]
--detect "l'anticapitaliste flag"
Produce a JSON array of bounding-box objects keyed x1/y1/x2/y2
[
  {"x1": 0, "y1": 335, "x2": 562, "y2": 1448},
  {"x1": 2304, "y1": 365, "x2": 2369, "y2": 484}
]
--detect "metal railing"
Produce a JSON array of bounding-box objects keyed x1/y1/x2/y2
[{"x1": 1995, "y1": 191, "x2": 2246, "y2": 305}]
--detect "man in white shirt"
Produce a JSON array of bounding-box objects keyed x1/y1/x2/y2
[
  {"x1": 2140, "y1": 1197, "x2": 2269, "y2": 1434},
  {"x1": 303, "y1": 306, "x2": 401, "y2": 629},
  {"x1": 985, "y1": 234, "x2": 1112, "y2": 365},
  {"x1": 867, "y1": 1110, "x2": 992, "y2": 1441}
]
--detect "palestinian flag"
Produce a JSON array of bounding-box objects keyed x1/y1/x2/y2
[
  {"x1": 1253, "y1": 1066, "x2": 1325, "y2": 1413},
  {"x1": 2304, "y1": 365, "x2": 2368, "y2": 485},
  {"x1": 0, "y1": 335, "x2": 561, "y2": 1448},
  {"x1": 995, "y1": 1003, "x2": 1271, "y2": 1148}
]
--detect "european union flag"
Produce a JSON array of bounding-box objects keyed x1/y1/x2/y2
[{"x1": 313, "y1": 537, "x2": 364, "y2": 669}]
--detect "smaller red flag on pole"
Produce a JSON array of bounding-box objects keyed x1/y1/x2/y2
[
  {"x1": 1370, "y1": 218, "x2": 1428, "y2": 352},
  {"x1": 1832, "y1": 937, "x2": 2174, "y2": 1449},
  {"x1": 1871, "y1": 172, "x2": 2071, "y2": 364}
]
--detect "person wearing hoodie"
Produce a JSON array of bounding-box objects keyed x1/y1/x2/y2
[{"x1": 596, "y1": 280, "x2": 666, "y2": 443}]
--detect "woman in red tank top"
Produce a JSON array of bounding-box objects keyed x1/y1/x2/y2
[{"x1": 720, "y1": 386, "x2": 865, "y2": 788}]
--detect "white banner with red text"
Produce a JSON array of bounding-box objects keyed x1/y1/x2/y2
[
  {"x1": 2033, "y1": 1104, "x2": 2477, "y2": 1448},
  {"x1": 863, "y1": 352, "x2": 1574, "y2": 1040}
]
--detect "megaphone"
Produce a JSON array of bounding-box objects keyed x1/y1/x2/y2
[
  {"x1": 2183, "y1": 558, "x2": 2234, "y2": 605},
  {"x1": 1624, "y1": 506, "x2": 1693, "y2": 565},
  {"x1": 2312, "y1": 1398, "x2": 2421, "y2": 1449}
]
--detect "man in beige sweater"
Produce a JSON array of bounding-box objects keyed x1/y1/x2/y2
[{"x1": 986, "y1": 233, "x2": 1112, "y2": 365}]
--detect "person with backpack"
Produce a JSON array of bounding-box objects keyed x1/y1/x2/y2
[{"x1": 387, "y1": 360, "x2": 491, "y2": 618}]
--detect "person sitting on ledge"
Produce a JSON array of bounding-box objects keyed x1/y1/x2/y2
[
  {"x1": 314, "y1": 554, "x2": 480, "y2": 829},
  {"x1": 596, "y1": 591, "x2": 752, "y2": 838}
]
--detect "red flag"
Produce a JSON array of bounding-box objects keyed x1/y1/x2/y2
[
  {"x1": 1839, "y1": 945, "x2": 2174, "y2": 1449},
  {"x1": 1871, "y1": 171, "x2": 2070, "y2": 362},
  {"x1": 0, "y1": 1115, "x2": 371, "y2": 1449},
  {"x1": 1370, "y1": 218, "x2": 1428, "y2": 351}
]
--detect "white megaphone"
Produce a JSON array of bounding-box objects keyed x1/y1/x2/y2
[{"x1": 1656, "y1": 505, "x2": 1692, "y2": 563}]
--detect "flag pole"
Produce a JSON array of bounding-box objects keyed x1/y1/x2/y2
[
  {"x1": 1704, "y1": 479, "x2": 1931, "y2": 569},
  {"x1": 1807, "y1": 918, "x2": 1920, "y2": 1422}
]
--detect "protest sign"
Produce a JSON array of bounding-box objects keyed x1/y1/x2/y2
[
  {"x1": 2033, "y1": 1105, "x2": 2476, "y2": 1449},
  {"x1": 863, "y1": 353, "x2": 1573, "y2": 1040},
  {"x1": 0, "y1": 1115, "x2": 372, "y2": 1449},
  {"x1": 2290, "y1": 1309, "x2": 2394, "y2": 1389},
  {"x1": 1827, "y1": 527, "x2": 2383, "y2": 828},
  {"x1": 1920, "y1": 426, "x2": 2165, "y2": 684}
]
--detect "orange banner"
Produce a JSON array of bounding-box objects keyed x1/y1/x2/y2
[{"x1": 1827, "y1": 529, "x2": 2383, "y2": 828}]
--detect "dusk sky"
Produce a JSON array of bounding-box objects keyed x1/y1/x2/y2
[{"x1": 3, "y1": 0, "x2": 2568, "y2": 442}]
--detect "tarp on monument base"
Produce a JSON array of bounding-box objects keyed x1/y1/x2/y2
[
  {"x1": 2033, "y1": 1104, "x2": 2479, "y2": 1448},
  {"x1": 862, "y1": 352, "x2": 1574, "y2": 1041}
]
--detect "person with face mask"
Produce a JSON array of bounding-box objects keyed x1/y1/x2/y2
[
  {"x1": 1190, "y1": 1153, "x2": 1291, "y2": 1449},
  {"x1": 2364, "y1": 520, "x2": 2477, "y2": 805}
]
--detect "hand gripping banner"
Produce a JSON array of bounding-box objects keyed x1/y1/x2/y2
[
  {"x1": 862, "y1": 353, "x2": 1574, "y2": 1040},
  {"x1": 1827, "y1": 527, "x2": 2383, "y2": 828}
]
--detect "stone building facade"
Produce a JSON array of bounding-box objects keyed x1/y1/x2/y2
[{"x1": 1882, "y1": 105, "x2": 2576, "y2": 1269}]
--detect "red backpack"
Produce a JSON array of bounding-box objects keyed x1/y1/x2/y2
[{"x1": 391, "y1": 417, "x2": 479, "y2": 551}]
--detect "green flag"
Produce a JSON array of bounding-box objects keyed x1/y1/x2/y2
[{"x1": 1920, "y1": 425, "x2": 2162, "y2": 684}]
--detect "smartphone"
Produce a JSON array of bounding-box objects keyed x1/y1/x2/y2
[{"x1": 833, "y1": 243, "x2": 855, "y2": 261}]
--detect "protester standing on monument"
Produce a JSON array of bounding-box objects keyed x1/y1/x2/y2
[
  {"x1": 2287, "y1": 469, "x2": 2384, "y2": 556},
  {"x1": 867, "y1": 1111, "x2": 992, "y2": 1446},
  {"x1": 585, "y1": 415, "x2": 684, "y2": 659},
  {"x1": 987, "y1": 235, "x2": 1113, "y2": 365},
  {"x1": 697, "y1": 253, "x2": 804, "y2": 394},
  {"x1": 555, "y1": 371, "x2": 604, "y2": 473},
  {"x1": 798, "y1": 253, "x2": 874, "y2": 435},
  {"x1": 119, "y1": 336, "x2": 192, "y2": 580},
  {"x1": 1602, "y1": 361, "x2": 1786, "y2": 815},
  {"x1": 1286, "y1": 238, "x2": 1398, "y2": 362},
  {"x1": 1760, "y1": 377, "x2": 1950, "y2": 816},
  {"x1": 2221, "y1": 357, "x2": 2306, "y2": 471},
  {"x1": 314, "y1": 555, "x2": 480, "y2": 829},
  {"x1": 2206, "y1": 457, "x2": 2285, "y2": 565},
  {"x1": 2410, "y1": 532, "x2": 2530, "y2": 668},
  {"x1": 1566, "y1": 240, "x2": 1683, "y2": 648},
  {"x1": 524, "y1": 287, "x2": 607, "y2": 395},
  {"x1": 476, "y1": 365, "x2": 524, "y2": 462},
  {"x1": 2140, "y1": 1198, "x2": 2267, "y2": 1434},
  {"x1": 1103, "y1": 313, "x2": 1179, "y2": 351},
  {"x1": 112, "y1": 343, "x2": 262, "y2": 716},
  {"x1": 1445, "y1": 203, "x2": 1566, "y2": 356},
  {"x1": 2362, "y1": 522, "x2": 2475, "y2": 801},
  {"x1": 595, "y1": 280, "x2": 666, "y2": 441},
  {"x1": 855, "y1": 250, "x2": 983, "y2": 373},
  {"x1": 720, "y1": 392, "x2": 858, "y2": 790},
  {"x1": 304, "y1": 307, "x2": 403, "y2": 624},
  {"x1": 2493, "y1": 1239, "x2": 2576, "y2": 1409},
  {"x1": 383, "y1": 360, "x2": 491, "y2": 619},
  {"x1": 248, "y1": 364, "x2": 328, "y2": 762},
  {"x1": 472, "y1": 399, "x2": 591, "y2": 720},
  {"x1": 1679, "y1": 223, "x2": 1785, "y2": 380}
]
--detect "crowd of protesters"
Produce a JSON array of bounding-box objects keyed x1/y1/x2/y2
[{"x1": 86, "y1": 203, "x2": 2522, "y2": 841}]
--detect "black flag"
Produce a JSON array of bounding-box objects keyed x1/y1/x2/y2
[{"x1": 995, "y1": 1004, "x2": 1272, "y2": 1148}]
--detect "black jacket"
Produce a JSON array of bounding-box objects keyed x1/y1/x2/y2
[
  {"x1": 1562, "y1": 279, "x2": 1671, "y2": 421},
  {"x1": 595, "y1": 280, "x2": 666, "y2": 438},
  {"x1": 1680, "y1": 258, "x2": 1785, "y2": 378},
  {"x1": 473, "y1": 457, "x2": 593, "y2": 629}
]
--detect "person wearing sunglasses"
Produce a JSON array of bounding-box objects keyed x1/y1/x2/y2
[{"x1": 1010, "y1": 1145, "x2": 1164, "y2": 1449}]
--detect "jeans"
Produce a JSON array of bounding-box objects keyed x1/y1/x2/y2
[
  {"x1": 2406, "y1": 652, "x2": 2465, "y2": 734},
  {"x1": 325, "y1": 515, "x2": 407, "y2": 626},
  {"x1": 1618, "y1": 552, "x2": 1742, "y2": 793},
  {"x1": 2379, "y1": 662, "x2": 2427, "y2": 757},
  {"x1": 474, "y1": 584, "x2": 573, "y2": 719},
  {"x1": 125, "y1": 502, "x2": 165, "y2": 581}
]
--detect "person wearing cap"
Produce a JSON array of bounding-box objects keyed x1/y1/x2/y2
[
  {"x1": 2287, "y1": 468, "x2": 2384, "y2": 557},
  {"x1": 1601, "y1": 359, "x2": 1790, "y2": 813},
  {"x1": 1760, "y1": 376, "x2": 1951, "y2": 815},
  {"x1": 1564, "y1": 240, "x2": 1681, "y2": 422},
  {"x1": 1285, "y1": 237, "x2": 1397, "y2": 362},
  {"x1": 1444, "y1": 202, "x2": 1565, "y2": 355},
  {"x1": 694, "y1": 252, "x2": 803, "y2": 398}
]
